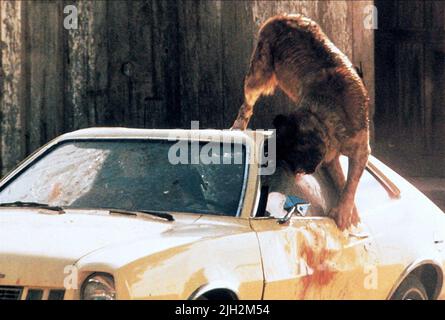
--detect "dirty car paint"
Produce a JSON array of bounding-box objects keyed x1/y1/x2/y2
[{"x1": 251, "y1": 217, "x2": 381, "y2": 299}]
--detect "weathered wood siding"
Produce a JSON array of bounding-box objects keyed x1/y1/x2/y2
[
  {"x1": 0, "y1": 1, "x2": 25, "y2": 176},
  {"x1": 0, "y1": 0, "x2": 374, "y2": 176},
  {"x1": 375, "y1": 0, "x2": 445, "y2": 177}
]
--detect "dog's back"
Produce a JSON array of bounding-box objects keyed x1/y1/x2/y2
[{"x1": 254, "y1": 14, "x2": 369, "y2": 133}]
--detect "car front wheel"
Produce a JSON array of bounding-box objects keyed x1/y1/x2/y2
[{"x1": 391, "y1": 274, "x2": 429, "y2": 300}]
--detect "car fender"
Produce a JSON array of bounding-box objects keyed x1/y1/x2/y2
[
  {"x1": 110, "y1": 232, "x2": 264, "y2": 299},
  {"x1": 386, "y1": 257, "x2": 444, "y2": 299},
  {"x1": 188, "y1": 281, "x2": 240, "y2": 300}
]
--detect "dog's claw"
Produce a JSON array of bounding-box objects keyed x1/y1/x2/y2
[
  {"x1": 350, "y1": 206, "x2": 360, "y2": 227},
  {"x1": 328, "y1": 207, "x2": 347, "y2": 231},
  {"x1": 329, "y1": 205, "x2": 359, "y2": 231}
]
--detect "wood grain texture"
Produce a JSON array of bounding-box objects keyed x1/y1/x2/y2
[
  {"x1": 374, "y1": 0, "x2": 445, "y2": 177},
  {"x1": 221, "y1": 0, "x2": 255, "y2": 128},
  {"x1": 177, "y1": 0, "x2": 225, "y2": 128},
  {"x1": 352, "y1": 1, "x2": 375, "y2": 143},
  {"x1": 26, "y1": 0, "x2": 65, "y2": 149},
  {"x1": 0, "y1": 1, "x2": 25, "y2": 175},
  {"x1": 66, "y1": 0, "x2": 108, "y2": 130}
]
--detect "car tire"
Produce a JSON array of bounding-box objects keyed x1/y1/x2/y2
[{"x1": 391, "y1": 274, "x2": 429, "y2": 300}]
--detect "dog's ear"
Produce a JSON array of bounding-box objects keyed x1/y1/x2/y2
[{"x1": 273, "y1": 114, "x2": 289, "y2": 133}]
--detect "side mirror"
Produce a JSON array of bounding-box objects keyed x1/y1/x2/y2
[
  {"x1": 265, "y1": 193, "x2": 311, "y2": 222},
  {"x1": 277, "y1": 195, "x2": 311, "y2": 224}
]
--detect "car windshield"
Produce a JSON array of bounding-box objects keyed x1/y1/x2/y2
[{"x1": 0, "y1": 139, "x2": 247, "y2": 216}]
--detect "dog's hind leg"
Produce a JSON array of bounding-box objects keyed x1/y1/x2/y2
[{"x1": 232, "y1": 39, "x2": 277, "y2": 130}]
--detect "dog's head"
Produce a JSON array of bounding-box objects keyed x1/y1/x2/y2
[{"x1": 273, "y1": 113, "x2": 327, "y2": 175}]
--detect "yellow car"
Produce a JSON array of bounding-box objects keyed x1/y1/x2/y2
[{"x1": 0, "y1": 128, "x2": 444, "y2": 300}]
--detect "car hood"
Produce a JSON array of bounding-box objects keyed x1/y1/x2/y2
[{"x1": 0, "y1": 208, "x2": 199, "y2": 287}]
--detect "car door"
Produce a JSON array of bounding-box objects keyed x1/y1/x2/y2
[{"x1": 250, "y1": 165, "x2": 380, "y2": 299}]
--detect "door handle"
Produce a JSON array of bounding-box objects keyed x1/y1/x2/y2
[
  {"x1": 434, "y1": 232, "x2": 445, "y2": 251},
  {"x1": 348, "y1": 232, "x2": 370, "y2": 240}
]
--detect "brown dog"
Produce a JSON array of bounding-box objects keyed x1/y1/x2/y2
[{"x1": 231, "y1": 14, "x2": 370, "y2": 230}]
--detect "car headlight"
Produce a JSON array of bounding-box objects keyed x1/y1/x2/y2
[{"x1": 81, "y1": 273, "x2": 116, "y2": 300}]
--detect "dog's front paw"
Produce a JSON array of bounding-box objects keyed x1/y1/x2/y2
[
  {"x1": 350, "y1": 205, "x2": 360, "y2": 227},
  {"x1": 329, "y1": 205, "x2": 354, "y2": 231}
]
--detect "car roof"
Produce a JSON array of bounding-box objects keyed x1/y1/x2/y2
[{"x1": 58, "y1": 127, "x2": 273, "y2": 144}]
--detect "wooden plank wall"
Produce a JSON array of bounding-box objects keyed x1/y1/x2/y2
[
  {"x1": 0, "y1": 1, "x2": 26, "y2": 176},
  {"x1": 0, "y1": 0, "x2": 374, "y2": 176},
  {"x1": 375, "y1": 0, "x2": 445, "y2": 177}
]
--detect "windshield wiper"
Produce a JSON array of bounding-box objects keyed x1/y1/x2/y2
[
  {"x1": 139, "y1": 209, "x2": 175, "y2": 221},
  {"x1": 0, "y1": 201, "x2": 65, "y2": 213},
  {"x1": 105, "y1": 208, "x2": 174, "y2": 222}
]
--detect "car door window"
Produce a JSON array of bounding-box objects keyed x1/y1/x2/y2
[
  {"x1": 261, "y1": 155, "x2": 398, "y2": 218},
  {"x1": 262, "y1": 160, "x2": 338, "y2": 217},
  {"x1": 339, "y1": 156, "x2": 397, "y2": 215}
]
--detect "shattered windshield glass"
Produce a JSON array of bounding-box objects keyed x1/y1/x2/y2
[{"x1": 0, "y1": 140, "x2": 247, "y2": 216}]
